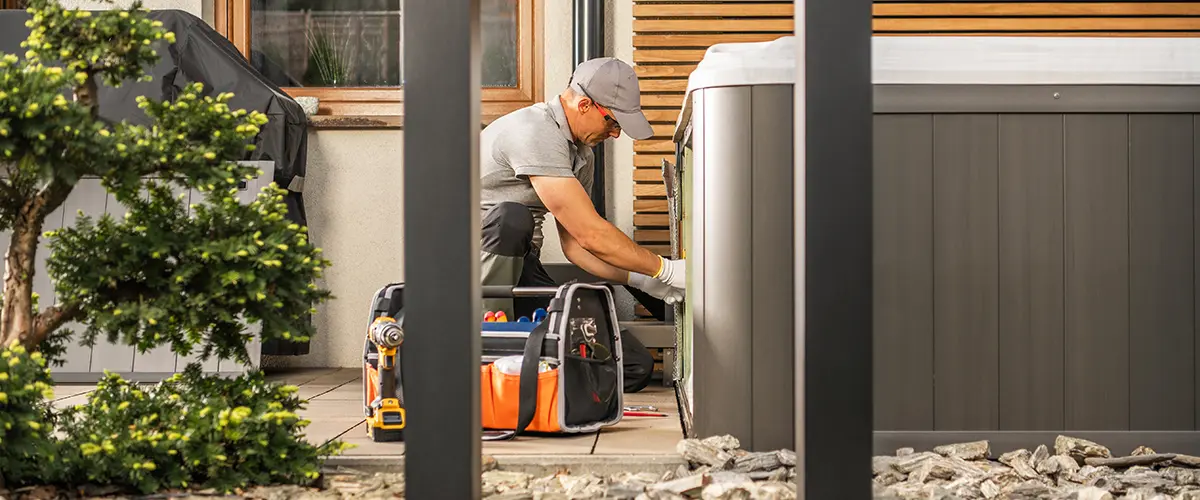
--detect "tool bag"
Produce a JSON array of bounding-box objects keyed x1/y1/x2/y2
[{"x1": 365, "y1": 282, "x2": 625, "y2": 440}]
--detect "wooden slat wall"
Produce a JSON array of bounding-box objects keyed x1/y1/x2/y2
[{"x1": 629, "y1": 1, "x2": 1200, "y2": 253}]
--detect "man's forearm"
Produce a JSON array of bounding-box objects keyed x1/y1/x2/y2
[
  {"x1": 577, "y1": 220, "x2": 662, "y2": 277},
  {"x1": 558, "y1": 222, "x2": 634, "y2": 283}
]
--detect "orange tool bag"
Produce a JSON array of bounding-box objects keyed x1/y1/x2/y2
[
  {"x1": 479, "y1": 283, "x2": 625, "y2": 440},
  {"x1": 363, "y1": 282, "x2": 624, "y2": 442}
]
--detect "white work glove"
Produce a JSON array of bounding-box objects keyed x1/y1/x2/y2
[
  {"x1": 627, "y1": 257, "x2": 687, "y2": 305},
  {"x1": 653, "y1": 257, "x2": 686, "y2": 291},
  {"x1": 628, "y1": 271, "x2": 684, "y2": 304}
]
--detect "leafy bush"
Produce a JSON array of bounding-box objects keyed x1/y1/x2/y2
[
  {"x1": 53, "y1": 364, "x2": 350, "y2": 494},
  {"x1": 0, "y1": 343, "x2": 62, "y2": 489},
  {"x1": 0, "y1": 342, "x2": 349, "y2": 494}
]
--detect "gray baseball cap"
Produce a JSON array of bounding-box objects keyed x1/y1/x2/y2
[{"x1": 569, "y1": 57, "x2": 654, "y2": 141}]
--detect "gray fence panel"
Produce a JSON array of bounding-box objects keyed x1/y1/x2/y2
[
  {"x1": 88, "y1": 191, "x2": 137, "y2": 374},
  {"x1": 932, "y1": 114, "x2": 1000, "y2": 431},
  {"x1": 131, "y1": 182, "x2": 179, "y2": 373},
  {"x1": 872, "y1": 114, "x2": 935, "y2": 431},
  {"x1": 1063, "y1": 115, "x2": 1131, "y2": 431},
  {"x1": 174, "y1": 186, "x2": 220, "y2": 372},
  {"x1": 996, "y1": 114, "x2": 1066, "y2": 431},
  {"x1": 215, "y1": 165, "x2": 268, "y2": 374},
  {"x1": 874, "y1": 108, "x2": 1200, "y2": 438},
  {"x1": 1128, "y1": 114, "x2": 1196, "y2": 430},
  {"x1": 56, "y1": 178, "x2": 110, "y2": 372}
]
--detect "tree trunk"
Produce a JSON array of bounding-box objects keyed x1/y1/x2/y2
[
  {"x1": 74, "y1": 72, "x2": 98, "y2": 116},
  {"x1": 0, "y1": 216, "x2": 38, "y2": 349}
]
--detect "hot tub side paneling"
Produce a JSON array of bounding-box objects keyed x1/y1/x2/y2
[
  {"x1": 872, "y1": 84, "x2": 1200, "y2": 454},
  {"x1": 691, "y1": 84, "x2": 796, "y2": 453}
]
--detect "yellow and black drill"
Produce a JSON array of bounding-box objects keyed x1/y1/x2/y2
[{"x1": 363, "y1": 316, "x2": 406, "y2": 442}]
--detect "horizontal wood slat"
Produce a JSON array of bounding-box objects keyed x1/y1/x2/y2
[
  {"x1": 635, "y1": 168, "x2": 666, "y2": 183},
  {"x1": 635, "y1": 229, "x2": 671, "y2": 242},
  {"x1": 873, "y1": 31, "x2": 1200, "y2": 37},
  {"x1": 635, "y1": 140, "x2": 677, "y2": 154},
  {"x1": 634, "y1": 3, "x2": 794, "y2": 17},
  {"x1": 636, "y1": 65, "x2": 698, "y2": 79},
  {"x1": 635, "y1": 18, "x2": 795, "y2": 33},
  {"x1": 875, "y1": 3, "x2": 1200, "y2": 17},
  {"x1": 635, "y1": 154, "x2": 674, "y2": 167},
  {"x1": 634, "y1": 34, "x2": 790, "y2": 48},
  {"x1": 634, "y1": 49, "x2": 710, "y2": 64},
  {"x1": 875, "y1": 17, "x2": 1200, "y2": 32},
  {"x1": 635, "y1": 213, "x2": 671, "y2": 227},
  {"x1": 635, "y1": 183, "x2": 668, "y2": 197},
  {"x1": 650, "y1": 124, "x2": 676, "y2": 138},
  {"x1": 640, "y1": 79, "x2": 690, "y2": 93},
  {"x1": 644, "y1": 110, "x2": 682, "y2": 123},
  {"x1": 635, "y1": 199, "x2": 669, "y2": 213},
  {"x1": 641, "y1": 95, "x2": 685, "y2": 108}
]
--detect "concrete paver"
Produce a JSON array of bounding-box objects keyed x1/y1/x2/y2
[{"x1": 41, "y1": 368, "x2": 684, "y2": 457}]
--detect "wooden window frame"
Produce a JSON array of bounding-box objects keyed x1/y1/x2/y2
[{"x1": 212, "y1": 0, "x2": 543, "y2": 125}]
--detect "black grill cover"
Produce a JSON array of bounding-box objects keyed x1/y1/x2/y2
[{"x1": 0, "y1": 9, "x2": 313, "y2": 356}]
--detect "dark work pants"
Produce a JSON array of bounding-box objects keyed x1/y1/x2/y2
[{"x1": 480, "y1": 202, "x2": 655, "y2": 393}]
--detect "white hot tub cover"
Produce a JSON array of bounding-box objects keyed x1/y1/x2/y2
[
  {"x1": 672, "y1": 36, "x2": 797, "y2": 143},
  {"x1": 671, "y1": 35, "x2": 1200, "y2": 143}
]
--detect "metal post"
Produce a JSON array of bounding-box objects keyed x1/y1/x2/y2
[
  {"x1": 573, "y1": 0, "x2": 606, "y2": 218},
  {"x1": 794, "y1": 0, "x2": 873, "y2": 498},
  {"x1": 403, "y1": 0, "x2": 482, "y2": 498}
]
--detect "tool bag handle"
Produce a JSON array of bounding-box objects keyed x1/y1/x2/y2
[{"x1": 481, "y1": 285, "x2": 560, "y2": 298}]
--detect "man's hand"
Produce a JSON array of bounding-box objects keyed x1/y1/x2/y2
[
  {"x1": 628, "y1": 270, "x2": 684, "y2": 305},
  {"x1": 654, "y1": 257, "x2": 685, "y2": 291}
]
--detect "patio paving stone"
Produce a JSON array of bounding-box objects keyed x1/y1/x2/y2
[{"x1": 592, "y1": 414, "x2": 683, "y2": 454}]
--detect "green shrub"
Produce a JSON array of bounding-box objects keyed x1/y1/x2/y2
[
  {"x1": 0, "y1": 343, "x2": 63, "y2": 489},
  {"x1": 54, "y1": 363, "x2": 350, "y2": 494}
]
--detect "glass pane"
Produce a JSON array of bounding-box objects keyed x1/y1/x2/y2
[
  {"x1": 249, "y1": 0, "x2": 520, "y2": 89},
  {"x1": 482, "y1": 0, "x2": 518, "y2": 88}
]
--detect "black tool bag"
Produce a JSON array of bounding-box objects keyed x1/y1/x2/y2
[{"x1": 364, "y1": 282, "x2": 624, "y2": 439}]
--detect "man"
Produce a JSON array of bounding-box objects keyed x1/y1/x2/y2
[{"x1": 477, "y1": 57, "x2": 685, "y2": 392}]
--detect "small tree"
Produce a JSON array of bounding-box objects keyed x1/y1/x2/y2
[{"x1": 0, "y1": 0, "x2": 330, "y2": 364}]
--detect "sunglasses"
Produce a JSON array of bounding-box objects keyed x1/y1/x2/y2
[
  {"x1": 575, "y1": 85, "x2": 621, "y2": 131},
  {"x1": 594, "y1": 103, "x2": 620, "y2": 130}
]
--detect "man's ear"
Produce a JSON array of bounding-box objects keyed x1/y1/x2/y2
[{"x1": 576, "y1": 96, "x2": 593, "y2": 113}]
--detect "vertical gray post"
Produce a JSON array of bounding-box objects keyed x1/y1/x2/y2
[
  {"x1": 403, "y1": 0, "x2": 482, "y2": 498},
  {"x1": 794, "y1": 0, "x2": 873, "y2": 498}
]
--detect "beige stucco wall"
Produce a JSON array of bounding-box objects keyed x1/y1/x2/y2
[{"x1": 265, "y1": 0, "x2": 641, "y2": 369}]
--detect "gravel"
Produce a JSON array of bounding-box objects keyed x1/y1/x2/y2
[
  {"x1": 873, "y1": 435, "x2": 1200, "y2": 500},
  {"x1": 11, "y1": 434, "x2": 1193, "y2": 499}
]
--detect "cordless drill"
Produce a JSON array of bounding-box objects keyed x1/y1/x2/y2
[{"x1": 364, "y1": 316, "x2": 406, "y2": 441}]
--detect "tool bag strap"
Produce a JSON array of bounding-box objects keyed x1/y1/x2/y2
[
  {"x1": 515, "y1": 293, "x2": 566, "y2": 436},
  {"x1": 515, "y1": 317, "x2": 548, "y2": 436}
]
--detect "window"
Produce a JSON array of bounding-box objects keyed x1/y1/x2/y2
[{"x1": 214, "y1": 0, "x2": 541, "y2": 124}]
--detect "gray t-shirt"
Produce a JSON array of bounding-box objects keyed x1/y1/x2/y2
[{"x1": 479, "y1": 96, "x2": 594, "y2": 250}]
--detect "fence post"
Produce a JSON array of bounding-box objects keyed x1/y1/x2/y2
[
  {"x1": 793, "y1": 0, "x2": 874, "y2": 498},
  {"x1": 403, "y1": 0, "x2": 483, "y2": 498}
]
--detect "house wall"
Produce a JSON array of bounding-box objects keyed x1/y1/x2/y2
[
  {"x1": 43, "y1": 0, "x2": 642, "y2": 369},
  {"x1": 267, "y1": 0, "x2": 641, "y2": 369}
]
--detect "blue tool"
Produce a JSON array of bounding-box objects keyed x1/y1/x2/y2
[
  {"x1": 532, "y1": 308, "x2": 547, "y2": 323},
  {"x1": 517, "y1": 316, "x2": 530, "y2": 323}
]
